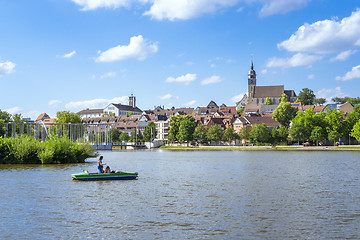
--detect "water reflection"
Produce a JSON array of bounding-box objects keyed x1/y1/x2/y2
[{"x1": 1, "y1": 150, "x2": 360, "y2": 239}]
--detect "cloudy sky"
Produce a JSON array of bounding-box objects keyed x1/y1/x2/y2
[{"x1": 0, "y1": 0, "x2": 359, "y2": 119}]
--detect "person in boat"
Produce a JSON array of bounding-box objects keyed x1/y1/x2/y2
[
  {"x1": 104, "y1": 166, "x2": 111, "y2": 173},
  {"x1": 97, "y1": 156, "x2": 106, "y2": 174}
]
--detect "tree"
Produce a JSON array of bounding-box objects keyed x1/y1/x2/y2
[
  {"x1": 328, "y1": 130, "x2": 341, "y2": 145},
  {"x1": 264, "y1": 97, "x2": 273, "y2": 105},
  {"x1": 119, "y1": 132, "x2": 130, "y2": 142},
  {"x1": 280, "y1": 93, "x2": 288, "y2": 103},
  {"x1": 343, "y1": 105, "x2": 360, "y2": 139},
  {"x1": 193, "y1": 125, "x2": 208, "y2": 143},
  {"x1": 56, "y1": 111, "x2": 83, "y2": 123},
  {"x1": 237, "y1": 106, "x2": 245, "y2": 116},
  {"x1": 348, "y1": 97, "x2": 360, "y2": 104},
  {"x1": 272, "y1": 126, "x2": 288, "y2": 144},
  {"x1": 332, "y1": 97, "x2": 349, "y2": 104},
  {"x1": 238, "y1": 127, "x2": 250, "y2": 143},
  {"x1": 0, "y1": 110, "x2": 12, "y2": 137},
  {"x1": 351, "y1": 120, "x2": 360, "y2": 141},
  {"x1": 168, "y1": 115, "x2": 182, "y2": 142},
  {"x1": 297, "y1": 88, "x2": 315, "y2": 105},
  {"x1": 223, "y1": 127, "x2": 237, "y2": 143},
  {"x1": 272, "y1": 102, "x2": 297, "y2": 128},
  {"x1": 177, "y1": 118, "x2": 196, "y2": 144},
  {"x1": 325, "y1": 109, "x2": 344, "y2": 142},
  {"x1": 207, "y1": 125, "x2": 223, "y2": 142},
  {"x1": 110, "y1": 128, "x2": 121, "y2": 142},
  {"x1": 143, "y1": 122, "x2": 157, "y2": 142},
  {"x1": 313, "y1": 98, "x2": 326, "y2": 106},
  {"x1": 310, "y1": 126, "x2": 327, "y2": 146},
  {"x1": 289, "y1": 121, "x2": 306, "y2": 144},
  {"x1": 250, "y1": 124, "x2": 272, "y2": 144}
]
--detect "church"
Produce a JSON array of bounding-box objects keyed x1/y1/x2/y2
[{"x1": 237, "y1": 61, "x2": 297, "y2": 108}]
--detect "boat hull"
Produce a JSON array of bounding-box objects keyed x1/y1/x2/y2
[{"x1": 71, "y1": 171, "x2": 138, "y2": 181}]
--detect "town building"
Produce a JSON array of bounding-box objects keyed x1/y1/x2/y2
[{"x1": 241, "y1": 61, "x2": 297, "y2": 106}]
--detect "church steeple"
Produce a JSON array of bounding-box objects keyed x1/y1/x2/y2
[{"x1": 248, "y1": 60, "x2": 256, "y2": 104}]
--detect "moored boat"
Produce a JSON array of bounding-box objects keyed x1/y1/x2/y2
[{"x1": 71, "y1": 171, "x2": 138, "y2": 181}]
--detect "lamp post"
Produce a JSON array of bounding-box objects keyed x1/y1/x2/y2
[{"x1": 349, "y1": 133, "x2": 351, "y2": 145}]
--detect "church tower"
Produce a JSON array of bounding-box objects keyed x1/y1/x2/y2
[
  {"x1": 129, "y1": 93, "x2": 136, "y2": 108},
  {"x1": 248, "y1": 60, "x2": 256, "y2": 104}
]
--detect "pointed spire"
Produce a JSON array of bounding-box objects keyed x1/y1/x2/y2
[{"x1": 251, "y1": 57, "x2": 254, "y2": 70}]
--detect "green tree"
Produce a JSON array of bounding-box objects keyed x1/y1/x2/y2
[
  {"x1": 328, "y1": 130, "x2": 341, "y2": 145},
  {"x1": 207, "y1": 125, "x2": 223, "y2": 142},
  {"x1": 110, "y1": 128, "x2": 121, "y2": 142},
  {"x1": 332, "y1": 97, "x2": 349, "y2": 104},
  {"x1": 310, "y1": 126, "x2": 327, "y2": 146},
  {"x1": 313, "y1": 98, "x2": 326, "y2": 106},
  {"x1": 238, "y1": 127, "x2": 250, "y2": 143},
  {"x1": 289, "y1": 121, "x2": 306, "y2": 144},
  {"x1": 119, "y1": 132, "x2": 130, "y2": 142},
  {"x1": 168, "y1": 115, "x2": 182, "y2": 142},
  {"x1": 56, "y1": 111, "x2": 83, "y2": 123},
  {"x1": 264, "y1": 97, "x2": 273, "y2": 105},
  {"x1": 351, "y1": 120, "x2": 360, "y2": 141},
  {"x1": 325, "y1": 109, "x2": 344, "y2": 142},
  {"x1": 0, "y1": 110, "x2": 12, "y2": 136},
  {"x1": 193, "y1": 125, "x2": 208, "y2": 143},
  {"x1": 348, "y1": 97, "x2": 360, "y2": 104},
  {"x1": 272, "y1": 126, "x2": 288, "y2": 144},
  {"x1": 272, "y1": 102, "x2": 297, "y2": 128},
  {"x1": 297, "y1": 88, "x2": 315, "y2": 105},
  {"x1": 280, "y1": 93, "x2": 289, "y2": 103},
  {"x1": 130, "y1": 128, "x2": 143, "y2": 142},
  {"x1": 223, "y1": 127, "x2": 237, "y2": 143},
  {"x1": 250, "y1": 124, "x2": 272, "y2": 144},
  {"x1": 177, "y1": 117, "x2": 196, "y2": 144},
  {"x1": 143, "y1": 122, "x2": 157, "y2": 142},
  {"x1": 237, "y1": 106, "x2": 245, "y2": 116},
  {"x1": 344, "y1": 105, "x2": 360, "y2": 138}
]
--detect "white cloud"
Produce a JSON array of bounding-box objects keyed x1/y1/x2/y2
[
  {"x1": 96, "y1": 35, "x2": 158, "y2": 62},
  {"x1": 182, "y1": 100, "x2": 197, "y2": 107},
  {"x1": 5, "y1": 106, "x2": 22, "y2": 115},
  {"x1": 63, "y1": 50, "x2": 76, "y2": 58},
  {"x1": 330, "y1": 50, "x2": 357, "y2": 62},
  {"x1": 72, "y1": 0, "x2": 310, "y2": 20},
  {"x1": 144, "y1": 0, "x2": 238, "y2": 21},
  {"x1": 158, "y1": 94, "x2": 174, "y2": 100},
  {"x1": 65, "y1": 96, "x2": 128, "y2": 111},
  {"x1": 259, "y1": 0, "x2": 310, "y2": 17},
  {"x1": 231, "y1": 93, "x2": 245, "y2": 103},
  {"x1": 100, "y1": 72, "x2": 116, "y2": 79},
  {"x1": 165, "y1": 73, "x2": 196, "y2": 85},
  {"x1": 71, "y1": 0, "x2": 138, "y2": 11},
  {"x1": 307, "y1": 74, "x2": 315, "y2": 80},
  {"x1": 278, "y1": 9, "x2": 360, "y2": 54},
  {"x1": 336, "y1": 65, "x2": 360, "y2": 81},
  {"x1": 316, "y1": 87, "x2": 346, "y2": 103},
  {"x1": 201, "y1": 75, "x2": 222, "y2": 85},
  {"x1": 266, "y1": 53, "x2": 322, "y2": 68},
  {"x1": 48, "y1": 100, "x2": 62, "y2": 108},
  {"x1": 0, "y1": 61, "x2": 16, "y2": 76}
]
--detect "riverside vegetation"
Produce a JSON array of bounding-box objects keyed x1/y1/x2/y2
[{"x1": 0, "y1": 136, "x2": 97, "y2": 164}]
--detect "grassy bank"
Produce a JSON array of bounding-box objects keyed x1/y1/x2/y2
[
  {"x1": 160, "y1": 145, "x2": 360, "y2": 151},
  {"x1": 0, "y1": 136, "x2": 97, "y2": 164}
]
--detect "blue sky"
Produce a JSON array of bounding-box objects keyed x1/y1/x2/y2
[{"x1": 0, "y1": 0, "x2": 359, "y2": 119}]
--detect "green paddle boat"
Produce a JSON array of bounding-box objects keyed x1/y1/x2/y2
[{"x1": 71, "y1": 171, "x2": 138, "y2": 181}]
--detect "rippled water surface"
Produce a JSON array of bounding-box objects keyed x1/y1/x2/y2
[{"x1": 1, "y1": 150, "x2": 360, "y2": 239}]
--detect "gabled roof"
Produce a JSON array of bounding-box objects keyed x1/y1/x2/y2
[
  {"x1": 254, "y1": 85, "x2": 284, "y2": 98},
  {"x1": 207, "y1": 100, "x2": 219, "y2": 108},
  {"x1": 77, "y1": 109, "x2": 103, "y2": 115},
  {"x1": 36, "y1": 113, "x2": 50, "y2": 122},
  {"x1": 109, "y1": 103, "x2": 142, "y2": 113}
]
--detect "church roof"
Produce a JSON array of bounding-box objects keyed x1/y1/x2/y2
[{"x1": 253, "y1": 85, "x2": 284, "y2": 98}]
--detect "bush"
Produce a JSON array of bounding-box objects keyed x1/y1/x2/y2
[{"x1": 0, "y1": 136, "x2": 97, "y2": 164}]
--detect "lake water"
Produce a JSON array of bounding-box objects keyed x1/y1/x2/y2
[{"x1": 1, "y1": 150, "x2": 360, "y2": 239}]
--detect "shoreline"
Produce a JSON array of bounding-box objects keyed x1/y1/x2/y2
[{"x1": 159, "y1": 145, "x2": 360, "y2": 151}]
